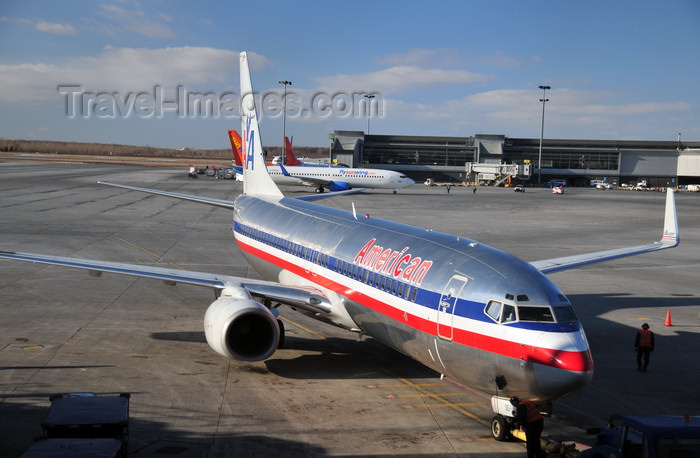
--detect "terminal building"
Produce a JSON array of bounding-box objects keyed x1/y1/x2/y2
[{"x1": 329, "y1": 131, "x2": 700, "y2": 187}]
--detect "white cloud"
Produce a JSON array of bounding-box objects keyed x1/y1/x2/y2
[
  {"x1": 377, "y1": 48, "x2": 463, "y2": 67},
  {"x1": 478, "y1": 52, "x2": 523, "y2": 68},
  {"x1": 96, "y1": 4, "x2": 175, "y2": 39},
  {"x1": 378, "y1": 48, "x2": 523, "y2": 69},
  {"x1": 314, "y1": 66, "x2": 492, "y2": 94},
  {"x1": 35, "y1": 21, "x2": 78, "y2": 35},
  {"x1": 0, "y1": 47, "x2": 272, "y2": 102},
  {"x1": 381, "y1": 88, "x2": 692, "y2": 137}
]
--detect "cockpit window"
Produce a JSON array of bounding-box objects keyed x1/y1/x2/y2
[
  {"x1": 485, "y1": 300, "x2": 502, "y2": 322},
  {"x1": 501, "y1": 304, "x2": 517, "y2": 323},
  {"x1": 485, "y1": 301, "x2": 516, "y2": 323},
  {"x1": 518, "y1": 306, "x2": 554, "y2": 322},
  {"x1": 486, "y1": 301, "x2": 563, "y2": 324},
  {"x1": 553, "y1": 306, "x2": 578, "y2": 323}
]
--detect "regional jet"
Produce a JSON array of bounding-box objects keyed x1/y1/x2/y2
[
  {"x1": 228, "y1": 129, "x2": 414, "y2": 193},
  {"x1": 0, "y1": 52, "x2": 679, "y2": 439}
]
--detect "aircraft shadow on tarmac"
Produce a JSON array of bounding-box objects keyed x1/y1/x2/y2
[
  {"x1": 150, "y1": 329, "x2": 438, "y2": 381},
  {"x1": 265, "y1": 335, "x2": 438, "y2": 380},
  {"x1": 150, "y1": 331, "x2": 207, "y2": 344}
]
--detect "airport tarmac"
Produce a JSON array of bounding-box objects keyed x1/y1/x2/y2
[{"x1": 1, "y1": 162, "x2": 699, "y2": 457}]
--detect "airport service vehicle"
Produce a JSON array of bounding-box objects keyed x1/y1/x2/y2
[
  {"x1": 0, "y1": 52, "x2": 680, "y2": 435},
  {"x1": 582, "y1": 415, "x2": 700, "y2": 458},
  {"x1": 553, "y1": 185, "x2": 564, "y2": 194},
  {"x1": 228, "y1": 130, "x2": 414, "y2": 193},
  {"x1": 21, "y1": 393, "x2": 131, "y2": 458},
  {"x1": 590, "y1": 180, "x2": 612, "y2": 189},
  {"x1": 634, "y1": 180, "x2": 648, "y2": 191},
  {"x1": 514, "y1": 185, "x2": 525, "y2": 192}
]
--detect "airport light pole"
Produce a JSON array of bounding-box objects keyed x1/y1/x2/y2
[
  {"x1": 279, "y1": 80, "x2": 292, "y2": 163},
  {"x1": 538, "y1": 85, "x2": 551, "y2": 187},
  {"x1": 364, "y1": 94, "x2": 375, "y2": 134}
]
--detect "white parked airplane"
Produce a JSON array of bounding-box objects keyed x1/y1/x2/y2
[
  {"x1": 0, "y1": 52, "x2": 679, "y2": 439},
  {"x1": 228, "y1": 129, "x2": 414, "y2": 193}
]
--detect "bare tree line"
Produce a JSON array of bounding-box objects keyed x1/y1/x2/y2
[{"x1": 0, "y1": 139, "x2": 328, "y2": 160}]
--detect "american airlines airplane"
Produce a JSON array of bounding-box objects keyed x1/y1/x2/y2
[
  {"x1": 0, "y1": 52, "x2": 679, "y2": 440},
  {"x1": 228, "y1": 129, "x2": 414, "y2": 193}
]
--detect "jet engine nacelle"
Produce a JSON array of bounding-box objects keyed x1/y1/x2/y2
[
  {"x1": 329, "y1": 182, "x2": 350, "y2": 192},
  {"x1": 204, "y1": 296, "x2": 280, "y2": 361}
]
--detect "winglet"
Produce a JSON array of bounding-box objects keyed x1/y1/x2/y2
[
  {"x1": 661, "y1": 188, "x2": 679, "y2": 246},
  {"x1": 239, "y1": 52, "x2": 283, "y2": 198},
  {"x1": 278, "y1": 162, "x2": 291, "y2": 176}
]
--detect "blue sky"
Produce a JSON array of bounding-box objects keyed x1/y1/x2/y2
[{"x1": 1, "y1": 0, "x2": 699, "y2": 149}]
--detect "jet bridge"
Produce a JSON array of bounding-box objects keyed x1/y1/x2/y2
[{"x1": 465, "y1": 162, "x2": 532, "y2": 186}]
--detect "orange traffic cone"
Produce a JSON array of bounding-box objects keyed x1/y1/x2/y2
[{"x1": 664, "y1": 309, "x2": 673, "y2": 326}]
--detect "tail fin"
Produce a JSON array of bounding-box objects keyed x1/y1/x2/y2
[
  {"x1": 228, "y1": 130, "x2": 244, "y2": 167},
  {"x1": 239, "y1": 52, "x2": 283, "y2": 198},
  {"x1": 285, "y1": 137, "x2": 302, "y2": 166}
]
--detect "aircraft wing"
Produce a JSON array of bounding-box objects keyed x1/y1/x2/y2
[
  {"x1": 102, "y1": 180, "x2": 361, "y2": 204},
  {"x1": 0, "y1": 250, "x2": 332, "y2": 314},
  {"x1": 99, "y1": 182, "x2": 235, "y2": 209},
  {"x1": 530, "y1": 189, "x2": 679, "y2": 274}
]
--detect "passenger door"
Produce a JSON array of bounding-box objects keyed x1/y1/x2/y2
[{"x1": 437, "y1": 275, "x2": 469, "y2": 341}]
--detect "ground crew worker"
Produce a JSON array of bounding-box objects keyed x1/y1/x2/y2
[
  {"x1": 510, "y1": 396, "x2": 544, "y2": 458},
  {"x1": 635, "y1": 322, "x2": 654, "y2": 372}
]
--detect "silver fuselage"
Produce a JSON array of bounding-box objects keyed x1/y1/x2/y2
[{"x1": 233, "y1": 194, "x2": 593, "y2": 401}]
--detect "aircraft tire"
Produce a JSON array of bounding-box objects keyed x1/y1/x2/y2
[
  {"x1": 277, "y1": 319, "x2": 285, "y2": 348},
  {"x1": 491, "y1": 414, "x2": 510, "y2": 441}
]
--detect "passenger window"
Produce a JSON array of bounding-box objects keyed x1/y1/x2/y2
[{"x1": 502, "y1": 304, "x2": 516, "y2": 323}]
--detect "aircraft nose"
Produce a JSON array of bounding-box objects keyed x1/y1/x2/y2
[
  {"x1": 534, "y1": 362, "x2": 593, "y2": 399},
  {"x1": 533, "y1": 333, "x2": 594, "y2": 399}
]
